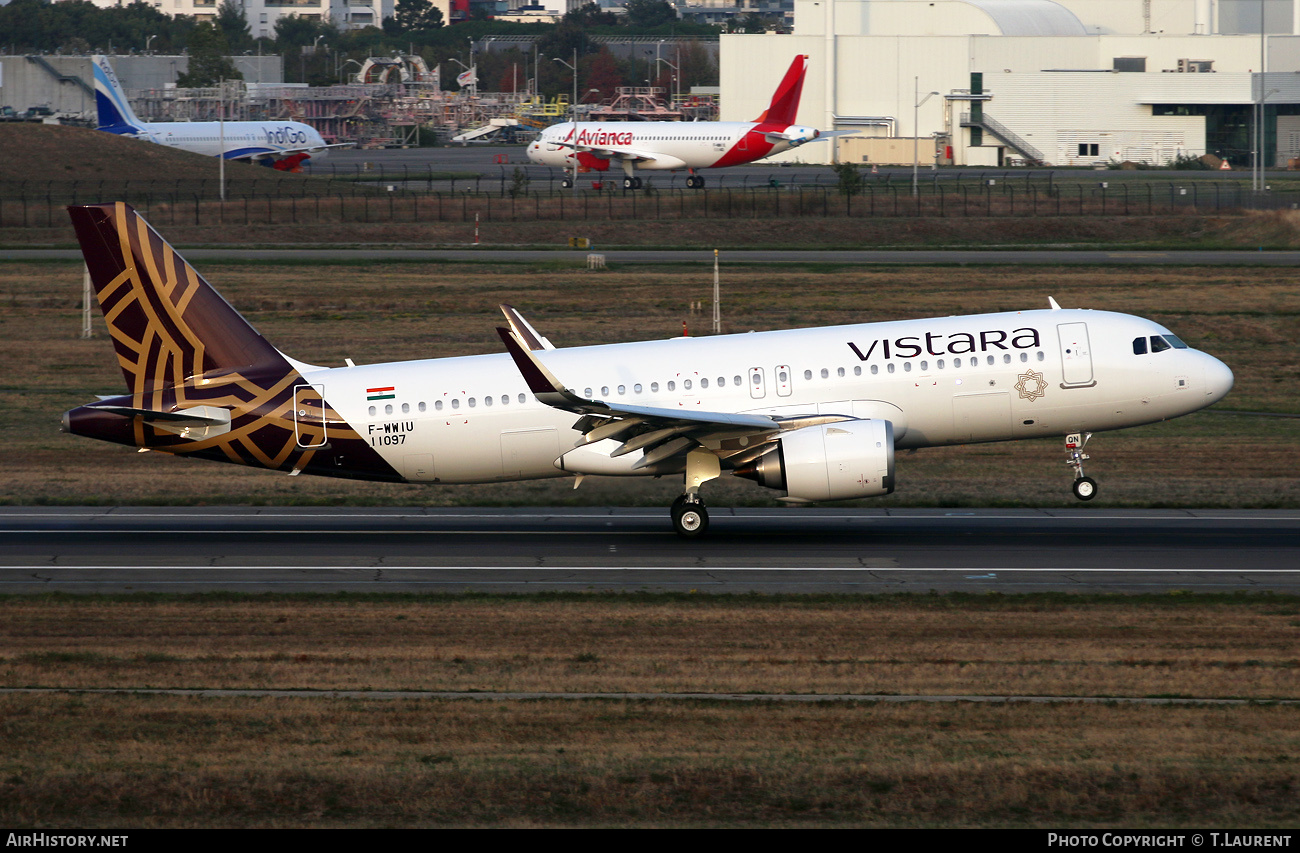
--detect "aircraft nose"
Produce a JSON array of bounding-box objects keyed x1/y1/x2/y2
[{"x1": 1203, "y1": 354, "x2": 1234, "y2": 404}]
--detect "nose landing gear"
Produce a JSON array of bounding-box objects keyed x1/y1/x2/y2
[{"x1": 1065, "y1": 432, "x2": 1097, "y2": 501}]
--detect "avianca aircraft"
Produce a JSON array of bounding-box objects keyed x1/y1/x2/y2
[
  {"x1": 526, "y1": 55, "x2": 834, "y2": 189},
  {"x1": 64, "y1": 203, "x2": 1233, "y2": 536},
  {"x1": 92, "y1": 55, "x2": 340, "y2": 171}
]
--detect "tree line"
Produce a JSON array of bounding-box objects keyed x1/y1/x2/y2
[{"x1": 0, "y1": 0, "x2": 742, "y2": 95}]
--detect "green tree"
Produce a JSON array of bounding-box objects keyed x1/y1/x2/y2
[
  {"x1": 215, "y1": 0, "x2": 253, "y2": 53},
  {"x1": 176, "y1": 21, "x2": 240, "y2": 87},
  {"x1": 564, "y1": 2, "x2": 618, "y2": 27},
  {"x1": 385, "y1": 0, "x2": 444, "y2": 35},
  {"x1": 832, "y1": 162, "x2": 863, "y2": 197},
  {"x1": 623, "y1": 0, "x2": 677, "y2": 29}
]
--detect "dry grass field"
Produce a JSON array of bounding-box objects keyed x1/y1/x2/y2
[
  {"x1": 1, "y1": 258, "x2": 1295, "y2": 507},
  {"x1": 1, "y1": 594, "x2": 1297, "y2": 828}
]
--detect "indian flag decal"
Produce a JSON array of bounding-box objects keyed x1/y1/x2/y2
[{"x1": 367, "y1": 386, "x2": 396, "y2": 401}]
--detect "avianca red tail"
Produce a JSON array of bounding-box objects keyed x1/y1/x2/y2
[
  {"x1": 527, "y1": 55, "x2": 838, "y2": 190},
  {"x1": 752, "y1": 54, "x2": 806, "y2": 125}
]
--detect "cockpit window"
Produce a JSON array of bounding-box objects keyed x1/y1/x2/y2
[
  {"x1": 1165, "y1": 334, "x2": 1189, "y2": 349},
  {"x1": 1133, "y1": 337, "x2": 1148, "y2": 355},
  {"x1": 1150, "y1": 335, "x2": 1172, "y2": 353}
]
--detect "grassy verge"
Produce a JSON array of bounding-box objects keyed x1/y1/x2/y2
[{"x1": 2, "y1": 594, "x2": 1297, "y2": 828}]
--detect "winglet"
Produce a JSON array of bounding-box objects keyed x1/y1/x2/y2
[
  {"x1": 1048, "y1": 297, "x2": 1062, "y2": 310},
  {"x1": 497, "y1": 327, "x2": 603, "y2": 413},
  {"x1": 500, "y1": 304, "x2": 555, "y2": 350}
]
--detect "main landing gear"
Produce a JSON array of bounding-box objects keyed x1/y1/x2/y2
[
  {"x1": 671, "y1": 494, "x2": 709, "y2": 537},
  {"x1": 622, "y1": 176, "x2": 643, "y2": 190},
  {"x1": 670, "y1": 449, "x2": 722, "y2": 537},
  {"x1": 685, "y1": 175, "x2": 706, "y2": 189},
  {"x1": 1065, "y1": 432, "x2": 1098, "y2": 501}
]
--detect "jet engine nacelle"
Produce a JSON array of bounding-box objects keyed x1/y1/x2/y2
[{"x1": 735, "y1": 419, "x2": 895, "y2": 502}]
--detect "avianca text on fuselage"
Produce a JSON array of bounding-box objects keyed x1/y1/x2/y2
[{"x1": 849, "y1": 327, "x2": 1043, "y2": 361}]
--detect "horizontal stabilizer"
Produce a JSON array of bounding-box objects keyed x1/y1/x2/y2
[{"x1": 88, "y1": 404, "x2": 231, "y2": 439}]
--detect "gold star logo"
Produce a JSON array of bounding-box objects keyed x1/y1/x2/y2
[{"x1": 1015, "y1": 370, "x2": 1048, "y2": 402}]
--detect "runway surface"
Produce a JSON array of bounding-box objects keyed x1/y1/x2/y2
[{"x1": 2, "y1": 507, "x2": 1297, "y2": 594}]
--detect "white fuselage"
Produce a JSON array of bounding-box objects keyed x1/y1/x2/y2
[
  {"x1": 122, "y1": 121, "x2": 329, "y2": 161},
  {"x1": 526, "y1": 121, "x2": 817, "y2": 172},
  {"x1": 299, "y1": 309, "x2": 1233, "y2": 485}
]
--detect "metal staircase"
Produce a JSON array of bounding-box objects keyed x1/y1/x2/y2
[
  {"x1": 961, "y1": 111, "x2": 1045, "y2": 165},
  {"x1": 25, "y1": 55, "x2": 95, "y2": 99}
]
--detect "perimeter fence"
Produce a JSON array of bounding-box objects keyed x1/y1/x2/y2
[{"x1": 3, "y1": 173, "x2": 1297, "y2": 229}]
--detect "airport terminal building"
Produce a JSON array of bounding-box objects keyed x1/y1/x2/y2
[{"x1": 720, "y1": 0, "x2": 1300, "y2": 167}]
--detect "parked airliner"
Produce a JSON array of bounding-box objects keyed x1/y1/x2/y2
[
  {"x1": 92, "y1": 55, "x2": 341, "y2": 171},
  {"x1": 63, "y1": 203, "x2": 1233, "y2": 536},
  {"x1": 526, "y1": 55, "x2": 838, "y2": 189}
]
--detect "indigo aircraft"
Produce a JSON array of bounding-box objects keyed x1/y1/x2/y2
[
  {"x1": 63, "y1": 203, "x2": 1233, "y2": 536},
  {"x1": 527, "y1": 55, "x2": 842, "y2": 189},
  {"x1": 93, "y1": 55, "x2": 339, "y2": 171}
]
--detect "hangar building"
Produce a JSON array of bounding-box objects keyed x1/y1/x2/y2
[{"x1": 720, "y1": 0, "x2": 1300, "y2": 167}]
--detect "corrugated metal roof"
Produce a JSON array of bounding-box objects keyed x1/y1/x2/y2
[{"x1": 961, "y1": 0, "x2": 1088, "y2": 36}]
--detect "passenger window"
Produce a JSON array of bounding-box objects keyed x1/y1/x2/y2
[
  {"x1": 887, "y1": 363, "x2": 895, "y2": 374},
  {"x1": 384, "y1": 404, "x2": 393, "y2": 415},
  {"x1": 468, "y1": 398, "x2": 476, "y2": 408},
  {"x1": 820, "y1": 368, "x2": 829, "y2": 379},
  {"x1": 518, "y1": 393, "x2": 526, "y2": 403},
  {"x1": 953, "y1": 358, "x2": 961, "y2": 368},
  {"x1": 402, "y1": 403, "x2": 410, "y2": 414},
  {"x1": 903, "y1": 362, "x2": 912, "y2": 372},
  {"x1": 634, "y1": 384, "x2": 642, "y2": 393},
  {"x1": 804, "y1": 370, "x2": 812, "y2": 380},
  {"x1": 870, "y1": 365, "x2": 878, "y2": 375},
  {"x1": 418, "y1": 402, "x2": 426, "y2": 413},
  {"x1": 451, "y1": 400, "x2": 459, "y2": 410},
  {"x1": 501, "y1": 395, "x2": 508, "y2": 405},
  {"x1": 734, "y1": 375, "x2": 742, "y2": 386},
  {"x1": 854, "y1": 366, "x2": 861, "y2": 376},
  {"x1": 585, "y1": 387, "x2": 592, "y2": 397},
  {"x1": 1037, "y1": 351, "x2": 1045, "y2": 361},
  {"x1": 1133, "y1": 337, "x2": 1148, "y2": 355},
  {"x1": 668, "y1": 381, "x2": 676, "y2": 391},
  {"x1": 937, "y1": 359, "x2": 945, "y2": 369},
  {"x1": 1020, "y1": 352, "x2": 1029, "y2": 362},
  {"x1": 368, "y1": 406, "x2": 376, "y2": 416},
  {"x1": 1003, "y1": 354, "x2": 1012, "y2": 364},
  {"x1": 601, "y1": 386, "x2": 610, "y2": 396},
  {"x1": 651, "y1": 382, "x2": 659, "y2": 392},
  {"x1": 684, "y1": 379, "x2": 692, "y2": 390},
  {"x1": 700, "y1": 378, "x2": 709, "y2": 389},
  {"x1": 435, "y1": 401, "x2": 443, "y2": 411},
  {"x1": 920, "y1": 360, "x2": 928, "y2": 371},
  {"x1": 718, "y1": 377, "x2": 725, "y2": 387},
  {"x1": 618, "y1": 385, "x2": 626, "y2": 395},
  {"x1": 837, "y1": 367, "x2": 845, "y2": 377},
  {"x1": 484, "y1": 396, "x2": 493, "y2": 407},
  {"x1": 987, "y1": 355, "x2": 995, "y2": 365},
  {"x1": 779, "y1": 371, "x2": 788, "y2": 382}
]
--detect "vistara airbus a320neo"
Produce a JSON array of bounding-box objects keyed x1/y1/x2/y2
[{"x1": 63, "y1": 203, "x2": 1232, "y2": 536}]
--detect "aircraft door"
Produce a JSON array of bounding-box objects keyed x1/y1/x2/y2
[
  {"x1": 1057, "y1": 322, "x2": 1095, "y2": 387},
  {"x1": 775, "y1": 365, "x2": 792, "y2": 397},
  {"x1": 748, "y1": 367, "x2": 766, "y2": 399},
  {"x1": 292, "y1": 384, "x2": 328, "y2": 448}
]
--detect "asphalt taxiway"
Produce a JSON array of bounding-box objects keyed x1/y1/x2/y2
[{"x1": 2, "y1": 507, "x2": 1296, "y2": 594}]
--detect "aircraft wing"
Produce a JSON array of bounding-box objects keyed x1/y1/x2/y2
[
  {"x1": 498, "y1": 328, "x2": 846, "y2": 469},
  {"x1": 552, "y1": 140, "x2": 683, "y2": 167},
  {"x1": 225, "y1": 142, "x2": 355, "y2": 161}
]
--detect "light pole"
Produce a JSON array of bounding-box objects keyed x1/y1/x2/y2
[
  {"x1": 553, "y1": 50, "x2": 580, "y2": 194},
  {"x1": 913, "y1": 77, "x2": 939, "y2": 197},
  {"x1": 145, "y1": 34, "x2": 156, "y2": 54},
  {"x1": 657, "y1": 57, "x2": 680, "y2": 108}
]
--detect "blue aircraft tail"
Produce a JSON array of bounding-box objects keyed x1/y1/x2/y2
[{"x1": 92, "y1": 55, "x2": 143, "y2": 133}]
